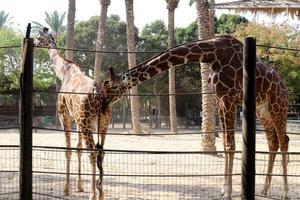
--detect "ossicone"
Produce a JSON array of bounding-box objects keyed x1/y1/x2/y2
[{"x1": 109, "y1": 67, "x2": 117, "y2": 80}]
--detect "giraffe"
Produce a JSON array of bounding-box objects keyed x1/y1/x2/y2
[
  {"x1": 102, "y1": 35, "x2": 289, "y2": 199},
  {"x1": 35, "y1": 29, "x2": 108, "y2": 200}
]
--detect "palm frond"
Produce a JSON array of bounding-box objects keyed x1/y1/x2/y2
[
  {"x1": 215, "y1": 0, "x2": 300, "y2": 18},
  {"x1": 189, "y1": 0, "x2": 195, "y2": 6},
  {"x1": 31, "y1": 21, "x2": 45, "y2": 33},
  {"x1": 43, "y1": 11, "x2": 66, "y2": 34},
  {"x1": 0, "y1": 10, "x2": 13, "y2": 28}
]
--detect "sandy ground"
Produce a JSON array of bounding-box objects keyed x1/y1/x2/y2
[{"x1": 1, "y1": 125, "x2": 300, "y2": 200}]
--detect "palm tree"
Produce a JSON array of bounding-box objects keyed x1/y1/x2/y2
[
  {"x1": 166, "y1": 0, "x2": 180, "y2": 134},
  {"x1": 32, "y1": 11, "x2": 66, "y2": 34},
  {"x1": 94, "y1": 0, "x2": 111, "y2": 82},
  {"x1": 125, "y1": 0, "x2": 141, "y2": 134},
  {"x1": 66, "y1": 0, "x2": 76, "y2": 61},
  {"x1": 0, "y1": 10, "x2": 13, "y2": 28},
  {"x1": 191, "y1": 0, "x2": 217, "y2": 151}
]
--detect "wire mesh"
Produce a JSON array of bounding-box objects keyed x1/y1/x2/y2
[
  {"x1": 31, "y1": 147, "x2": 244, "y2": 200},
  {"x1": 255, "y1": 151, "x2": 300, "y2": 199},
  {"x1": 1, "y1": 43, "x2": 300, "y2": 199},
  {"x1": 1, "y1": 144, "x2": 300, "y2": 199},
  {"x1": 0, "y1": 146, "x2": 19, "y2": 200}
]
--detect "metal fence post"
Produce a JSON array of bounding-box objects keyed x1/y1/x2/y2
[
  {"x1": 241, "y1": 37, "x2": 256, "y2": 199},
  {"x1": 19, "y1": 23, "x2": 33, "y2": 200}
]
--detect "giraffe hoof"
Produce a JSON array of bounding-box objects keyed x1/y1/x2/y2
[
  {"x1": 89, "y1": 193, "x2": 97, "y2": 200},
  {"x1": 281, "y1": 196, "x2": 290, "y2": 200},
  {"x1": 77, "y1": 186, "x2": 84, "y2": 192},
  {"x1": 261, "y1": 187, "x2": 268, "y2": 195},
  {"x1": 77, "y1": 182, "x2": 84, "y2": 192},
  {"x1": 281, "y1": 191, "x2": 290, "y2": 200},
  {"x1": 98, "y1": 192, "x2": 104, "y2": 200},
  {"x1": 221, "y1": 186, "x2": 232, "y2": 200},
  {"x1": 220, "y1": 188, "x2": 225, "y2": 196},
  {"x1": 63, "y1": 188, "x2": 70, "y2": 196}
]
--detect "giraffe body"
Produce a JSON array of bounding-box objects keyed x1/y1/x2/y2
[{"x1": 105, "y1": 35, "x2": 289, "y2": 199}]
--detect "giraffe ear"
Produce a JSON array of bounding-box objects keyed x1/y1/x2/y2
[{"x1": 109, "y1": 67, "x2": 117, "y2": 80}]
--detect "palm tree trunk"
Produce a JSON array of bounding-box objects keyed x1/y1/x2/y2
[
  {"x1": 66, "y1": 0, "x2": 76, "y2": 61},
  {"x1": 195, "y1": 0, "x2": 217, "y2": 151},
  {"x1": 94, "y1": 0, "x2": 111, "y2": 82},
  {"x1": 125, "y1": 0, "x2": 141, "y2": 134},
  {"x1": 166, "y1": 0, "x2": 180, "y2": 134}
]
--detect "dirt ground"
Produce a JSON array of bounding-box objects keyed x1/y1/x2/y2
[{"x1": 1, "y1": 125, "x2": 300, "y2": 200}]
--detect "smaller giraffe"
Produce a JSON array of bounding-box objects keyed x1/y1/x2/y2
[{"x1": 35, "y1": 29, "x2": 108, "y2": 200}]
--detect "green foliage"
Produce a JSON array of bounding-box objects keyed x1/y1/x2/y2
[
  {"x1": 32, "y1": 11, "x2": 66, "y2": 34},
  {"x1": 175, "y1": 21, "x2": 198, "y2": 43},
  {"x1": 33, "y1": 48, "x2": 57, "y2": 90},
  {"x1": 139, "y1": 20, "x2": 168, "y2": 52},
  {"x1": 215, "y1": 14, "x2": 248, "y2": 34},
  {"x1": 66, "y1": 15, "x2": 129, "y2": 75},
  {"x1": 138, "y1": 20, "x2": 168, "y2": 95},
  {"x1": 0, "y1": 10, "x2": 13, "y2": 29},
  {"x1": 235, "y1": 22, "x2": 300, "y2": 102},
  {"x1": 189, "y1": 0, "x2": 195, "y2": 6},
  {"x1": 0, "y1": 29, "x2": 21, "y2": 91},
  {"x1": 175, "y1": 14, "x2": 248, "y2": 41},
  {"x1": 175, "y1": 21, "x2": 201, "y2": 90}
]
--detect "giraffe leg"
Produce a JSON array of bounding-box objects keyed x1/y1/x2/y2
[
  {"x1": 259, "y1": 119, "x2": 279, "y2": 196},
  {"x1": 76, "y1": 126, "x2": 84, "y2": 192},
  {"x1": 262, "y1": 152, "x2": 277, "y2": 195},
  {"x1": 82, "y1": 131, "x2": 97, "y2": 200},
  {"x1": 96, "y1": 112, "x2": 111, "y2": 200},
  {"x1": 280, "y1": 151, "x2": 289, "y2": 200},
  {"x1": 219, "y1": 110, "x2": 228, "y2": 197},
  {"x1": 276, "y1": 122, "x2": 289, "y2": 200},
  {"x1": 223, "y1": 141, "x2": 235, "y2": 200},
  {"x1": 218, "y1": 101, "x2": 236, "y2": 200},
  {"x1": 221, "y1": 152, "x2": 229, "y2": 196},
  {"x1": 58, "y1": 112, "x2": 72, "y2": 196}
]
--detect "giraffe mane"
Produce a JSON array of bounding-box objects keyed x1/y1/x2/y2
[
  {"x1": 64, "y1": 57, "x2": 80, "y2": 67},
  {"x1": 127, "y1": 35, "x2": 242, "y2": 73}
]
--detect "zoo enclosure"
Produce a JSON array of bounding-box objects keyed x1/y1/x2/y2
[{"x1": 1, "y1": 25, "x2": 300, "y2": 199}]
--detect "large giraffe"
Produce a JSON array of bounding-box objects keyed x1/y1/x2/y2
[
  {"x1": 35, "y1": 29, "x2": 109, "y2": 200},
  {"x1": 102, "y1": 35, "x2": 289, "y2": 199}
]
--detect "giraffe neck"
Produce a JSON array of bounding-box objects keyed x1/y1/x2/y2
[
  {"x1": 48, "y1": 48, "x2": 66, "y2": 81},
  {"x1": 48, "y1": 43, "x2": 79, "y2": 81},
  {"x1": 107, "y1": 35, "x2": 243, "y2": 103}
]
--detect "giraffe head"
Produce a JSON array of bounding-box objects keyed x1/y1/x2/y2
[
  {"x1": 102, "y1": 67, "x2": 128, "y2": 104},
  {"x1": 102, "y1": 67, "x2": 122, "y2": 90},
  {"x1": 35, "y1": 27, "x2": 56, "y2": 48}
]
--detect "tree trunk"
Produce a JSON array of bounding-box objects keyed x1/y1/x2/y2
[
  {"x1": 94, "y1": 0, "x2": 111, "y2": 82},
  {"x1": 153, "y1": 77, "x2": 165, "y2": 129},
  {"x1": 66, "y1": 0, "x2": 76, "y2": 61},
  {"x1": 166, "y1": 0, "x2": 180, "y2": 134},
  {"x1": 195, "y1": 0, "x2": 217, "y2": 151},
  {"x1": 125, "y1": 0, "x2": 141, "y2": 134}
]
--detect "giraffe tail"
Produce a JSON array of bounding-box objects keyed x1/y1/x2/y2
[
  {"x1": 96, "y1": 143, "x2": 104, "y2": 188},
  {"x1": 286, "y1": 135, "x2": 290, "y2": 165}
]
